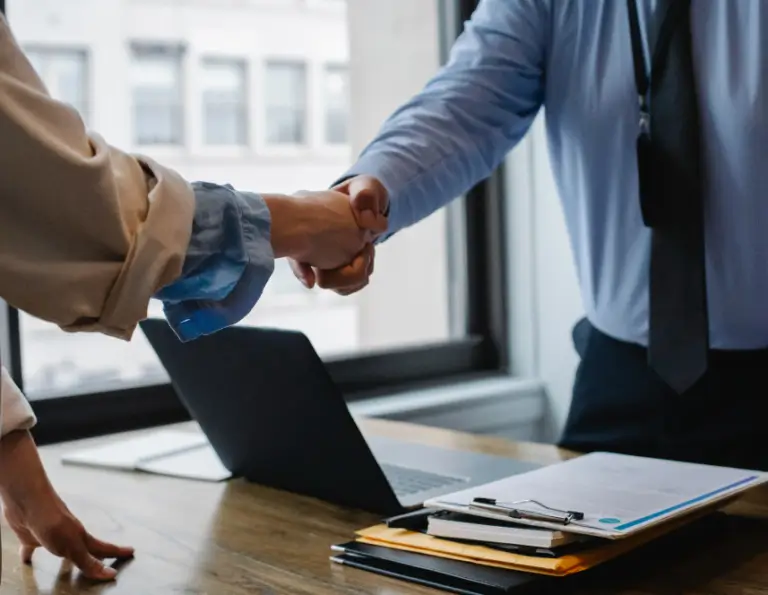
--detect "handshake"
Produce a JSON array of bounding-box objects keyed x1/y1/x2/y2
[{"x1": 265, "y1": 175, "x2": 389, "y2": 295}]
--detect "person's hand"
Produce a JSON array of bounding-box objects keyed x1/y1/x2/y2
[
  {"x1": 292, "y1": 188, "x2": 383, "y2": 270},
  {"x1": 0, "y1": 430, "x2": 134, "y2": 580},
  {"x1": 290, "y1": 175, "x2": 389, "y2": 293},
  {"x1": 264, "y1": 188, "x2": 381, "y2": 272},
  {"x1": 335, "y1": 175, "x2": 389, "y2": 235}
]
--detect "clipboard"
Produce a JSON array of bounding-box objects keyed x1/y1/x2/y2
[{"x1": 424, "y1": 452, "x2": 768, "y2": 540}]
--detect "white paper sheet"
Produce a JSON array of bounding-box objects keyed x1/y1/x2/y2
[{"x1": 425, "y1": 452, "x2": 767, "y2": 539}]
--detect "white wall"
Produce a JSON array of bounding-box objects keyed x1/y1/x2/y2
[{"x1": 506, "y1": 115, "x2": 583, "y2": 440}]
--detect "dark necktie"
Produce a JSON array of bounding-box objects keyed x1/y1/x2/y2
[{"x1": 629, "y1": 0, "x2": 709, "y2": 394}]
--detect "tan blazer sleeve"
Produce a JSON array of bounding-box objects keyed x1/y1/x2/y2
[{"x1": 0, "y1": 15, "x2": 195, "y2": 341}]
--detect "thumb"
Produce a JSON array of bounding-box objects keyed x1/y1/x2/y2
[
  {"x1": 11, "y1": 523, "x2": 41, "y2": 563},
  {"x1": 341, "y1": 176, "x2": 389, "y2": 234},
  {"x1": 289, "y1": 258, "x2": 316, "y2": 289}
]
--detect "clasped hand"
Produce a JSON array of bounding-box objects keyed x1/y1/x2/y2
[{"x1": 288, "y1": 175, "x2": 389, "y2": 295}]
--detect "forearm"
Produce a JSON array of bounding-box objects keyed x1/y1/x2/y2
[
  {"x1": 343, "y1": 0, "x2": 547, "y2": 238},
  {"x1": 0, "y1": 371, "x2": 50, "y2": 509},
  {"x1": 0, "y1": 430, "x2": 53, "y2": 507}
]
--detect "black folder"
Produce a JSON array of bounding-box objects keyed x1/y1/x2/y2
[{"x1": 330, "y1": 541, "x2": 553, "y2": 594}]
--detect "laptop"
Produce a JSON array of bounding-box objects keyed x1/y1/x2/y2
[{"x1": 141, "y1": 319, "x2": 538, "y2": 515}]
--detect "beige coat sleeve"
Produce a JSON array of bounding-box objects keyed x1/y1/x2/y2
[{"x1": 0, "y1": 15, "x2": 195, "y2": 341}]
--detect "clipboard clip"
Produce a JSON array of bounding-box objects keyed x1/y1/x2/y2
[{"x1": 470, "y1": 497, "x2": 585, "y2": 525}]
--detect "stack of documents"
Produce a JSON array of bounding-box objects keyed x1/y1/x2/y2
[{"x1": 331, "y1": 452, "x2": 767, "y2": 593}]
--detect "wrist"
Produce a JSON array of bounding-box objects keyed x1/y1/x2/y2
[
  {"x1": 0, "y1": 430, "x2": 55, "y2": 506},
  {"x1": 263, "y1": 194, "x2": 311, "y2": 259}
]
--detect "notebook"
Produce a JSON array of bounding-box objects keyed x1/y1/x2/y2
[{"x1": 427, "y1": 512, "x2": 578, "y2": 548}]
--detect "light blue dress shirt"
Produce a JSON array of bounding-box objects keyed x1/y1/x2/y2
[
  {"x1": 344, "y1": 0, "x2": 768, "y2": 350},
  {"x1": 154, "y1": 183, "x2": 274, "y2": 342}
]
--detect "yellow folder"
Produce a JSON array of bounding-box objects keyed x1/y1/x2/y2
[{"x1": 355, "y1": 504, "x2": 720, "y2": 577}]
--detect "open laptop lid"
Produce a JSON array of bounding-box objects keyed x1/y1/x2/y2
[{"x1": 140, "y1": 319, "x2": 403, "y2": 515}]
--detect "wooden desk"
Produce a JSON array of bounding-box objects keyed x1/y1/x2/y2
[{"x1": 2, "y1": 419, "x2": 767, "y2": 594}]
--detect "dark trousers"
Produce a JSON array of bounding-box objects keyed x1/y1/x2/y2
[{"x1": 559, "y1": 318, "x2": 768, "y2": 471}]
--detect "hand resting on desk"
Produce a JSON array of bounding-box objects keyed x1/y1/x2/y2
[{"x1": 0, "y1": 430, "x2": 134, "y2": 581}]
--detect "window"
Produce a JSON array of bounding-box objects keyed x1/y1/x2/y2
[
  {"x1": 24, "y1": 48, "x2": 89, "y2": 123},
  {"x1": 264, "y1": 61, "x2": 307, "y2": 145},
  {"x1": 202, "y1": 58, "x2": 248, "y2": 146},
  {"x1": 131, "y1": 45, "x2": 184, "y2": 146},
  {"x1": 6, "y1": 0, "x2": 508, "y2": 445},
  {"x1": 324, "y1": 64, "x2": 349, "y2": 144}
]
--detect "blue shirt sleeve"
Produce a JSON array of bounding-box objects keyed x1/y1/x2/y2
[
  {"x1": 154, "y1": 182, "x2": 275, "y2": 341},
  {"x1": 343, "y1": 0, "x2": 549, "y2": 241}
]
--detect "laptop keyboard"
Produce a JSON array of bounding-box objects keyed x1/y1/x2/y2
[{"x1": 380, "y1": 463, "x2": 468, "y2": 497}]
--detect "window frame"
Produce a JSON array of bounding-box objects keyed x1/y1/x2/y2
[{"x1": 3, "y1": 0, "x2": 510, "y2": 446}]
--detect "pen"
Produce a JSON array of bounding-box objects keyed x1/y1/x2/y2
[{"x1": 469, "y1": 498, "x2": 584, "y2": 525}]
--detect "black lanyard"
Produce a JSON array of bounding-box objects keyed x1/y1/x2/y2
[
  {"x1": 627, "y1": 0, "x2": 651, "y2": 134},
  {"x1": 627, "y1": 0, "x2": 692, "y2": 227},
  {"x1": 627, "y1": 0, "x2": 692, "y2": 127}
]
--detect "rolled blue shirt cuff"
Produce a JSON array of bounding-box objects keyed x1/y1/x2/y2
[{"x1": 155, "y1": 183, "x2": 275, "y2": 342}]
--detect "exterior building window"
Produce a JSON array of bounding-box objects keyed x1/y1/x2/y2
[
  {"x1": 131, "y1": 45, "x2": 184, "y2": 146},
  {"x1": 202, "y1": 58, "x2": 248, "y2": 146},
  {"x1": 324, "y1": 64, "x2": 348, "y2": 144},
  {"x1": 265, "y1": 61, "x2": 307, "y2": 145},
  {"x1": 25, "y1": 47, "x2": 89, "y2": 124}
]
